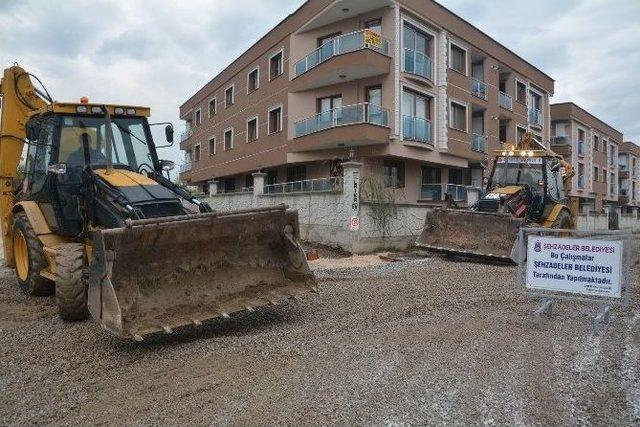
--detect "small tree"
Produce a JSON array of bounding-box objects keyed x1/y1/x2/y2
[{"x1": 360, "y1": 175, "x2": 401, "y2": 241}]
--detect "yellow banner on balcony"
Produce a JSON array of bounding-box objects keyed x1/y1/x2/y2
[{"x1": 364, "y1": 30, "x2": 383, "y2": 49}]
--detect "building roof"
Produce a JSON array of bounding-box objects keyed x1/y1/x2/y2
[
  {"x1": 180, "y1": 0, "x2": 555, "y2": 114},
  {"x1": 621, "y1": 141, "x2": 640, "y2": 156},
  {"x1": 550, "y1": 102, "x2": 623, "y2": 142}
]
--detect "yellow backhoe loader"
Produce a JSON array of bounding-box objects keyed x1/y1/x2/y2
[
  {"x1": 0, "y1": 65, "x2": 316, "y2": 340},
  {"x1": 416, "y1": 133, "x2": 578, "y2": 261}
]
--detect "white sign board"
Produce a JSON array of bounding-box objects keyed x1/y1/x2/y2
[{"x1": 526, "y1": 236, "x2": 622, "y2": 298}]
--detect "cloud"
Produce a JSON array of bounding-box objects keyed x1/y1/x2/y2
[{"x1": 1, "y1": 0, "x2": 638, "y2": 179}]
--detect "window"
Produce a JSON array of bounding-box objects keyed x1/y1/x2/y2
[
  {"x1": 194, "y1": 144, "x2": 201, "y2": 161},
  {"x1": 286, "y1": 165, "x2": 307, "y2": 182},
  {"x1": 593, "y1": 134, "x2": 599, "y2": 151},
  {"x1": 269, "y1": 50, "x2": 283, "y2": 80},
  {"x1": 449, "y1": 43, "x2": 466, "y2": 74},
  {"x1": 266, "y1": 169, "x2": 278, "y2": 185},
  {"x1": 268, "y1": 106, "x2": 282, "y2": 134},
  {"x1": 208, "y1": 137, "x2": 216, "y2": 155},
  {"x1": 593, "y1": 166, "x2": 598, "y2": 182},
  {"x1": 317, "y1": 32, "x2": 341, "y2": 47},
  {"x1": 403, "y1": 88, "x2": 431, "y2": 141},
  {"x1": 225, "y1": 85, "x2": 234, "y2": 108},
  {"x1": 516, "y1": 81, "x2": 526, "y2": 104},
  {"x1": 602, "y1": 138, "x2": 607, "y2": 154},
  {"x1": 195, "y1": 109, "x2": 202, "y2": 125},
  {"x1": 364, "y1": 18, "x2": 382, "y2": 34},
  {"x1": 604, "y1": 171, "x2": 607, "y2": 183},
  {"x1": 577, "y1": 128, "x2": 585, "y2": 155},
  {"x1": 248, "y1": 68, "x2": 259, "y2": 93},
  {"x1": 383, "y1": 160, "x2": 405, "y2": 188},
  {"x1": 224, "y1": 128, "x2": 233, "y2": 150},
  {"x1": 208, "y1": 98, "x2": 216, "y2": 117},
  {"x1": 449, "y1": 101, "x2": 467, "y2": 132},
  {"x1": 222, "y1": 177, "x2": 236, "y2": 193},
  {"x1": 317, "y1": 95, "x2": 342, "y2": 113},
  {"x1": 245, "y1": 174, "x2": 254, "y2": 190},
  {"x1": 499, "y1": 121, "x2": 507, "y2": 143},
  {"x1": 247, "y1": 117, "x2": 258, "y2": 142},
  {"x1": 577, "y1": 162, "x2": 584, "y2": 188},
  {"x1": 517, "y1": 126, "x2": 527, "y2": 144},
  {"x1": 610, "y1": 173, "x2": 615, "y2": 193}
]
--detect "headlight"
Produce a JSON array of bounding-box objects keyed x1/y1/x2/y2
[
  {"x1": 114, "y1": 107, "x2": 125, "y2": 115},
  {"x1": 91, "y1": 106, "x2": 102, "y2": 114},
  {"x1": 76, "y1": 106, "x2": 88, "y2": 113},
  {"x1": 126, "y1": 108, "x2": 136, "y2": 115}
]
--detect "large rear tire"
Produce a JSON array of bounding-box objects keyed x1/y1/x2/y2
[
  {"x1": 551, "y1": 209, "x2": 573, "y2": 230},
  {"x1": 55, "y1": 243, "x2": 89, "y2": 322},
  {"x1": 12, "y1": 211, "x2": 54, "y2": 296}
]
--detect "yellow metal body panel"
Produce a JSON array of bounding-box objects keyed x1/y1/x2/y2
[
  {"x1": 0, "y1": 66, "x2": 49, "y2": 266},
  {"x1": 492, "y1": 185, "x2": 524, "y2": 195},
  {"x1": 13, "y1": 201, "x2": 52, "y2": 235},
  {"x1": 541, "y1": 203, "x2": 568, "y2": 228},
  {"x1": 45, "y1": 103, "x2": 150, "y2": 117},
  {"x1": 94, "y1": 169, "x2": 157, "y2": 187}
]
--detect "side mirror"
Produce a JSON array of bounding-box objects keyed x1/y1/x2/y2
[
  {"x1": 165, "y1": 124, "x2": 174, "y2": 143},
  {"x1": 159, "y1": 160, "x2": 175, "y2": 171},
  {"x1": 26, "y1": 121, "x2": 41, "y2": 141},
  {"x1": 48, "y1": 163, "x2": 67, "y2": 175}
]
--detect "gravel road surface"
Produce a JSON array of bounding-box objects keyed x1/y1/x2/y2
[{"x1": 1, "y1": 251, "x2": 638, "y2": 426}]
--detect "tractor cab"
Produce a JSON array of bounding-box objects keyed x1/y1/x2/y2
[{"x1": 21, "y1": 101, "x2": 179, "y2": 237}]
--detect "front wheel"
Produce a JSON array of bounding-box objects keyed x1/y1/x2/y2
[{"x1": 55, "y1": 243, "x2": 89, "y2": 321}]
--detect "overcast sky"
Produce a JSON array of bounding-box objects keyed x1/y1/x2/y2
[{"x1": 1, "y1": 0, "x2": 638, "y2": 169}]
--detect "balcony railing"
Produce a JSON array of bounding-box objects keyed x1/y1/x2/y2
[
  {"x1": 550, "y1": 136, "x2": 570, "y2": 145},
  {"x1": 529, "y1": 108, "x2": 542, "y2": 126},
  {"x1": 180, "y1": 128, "x2": 193, "y2": 142},
  {"x1": 577, "y1": 175, "x2": 585, "y2": 189},
  {"x1": 264, "y1": 177, "x2": 344, "y2": 194},
  {"x1": 470, "y1": 77, "x2": 488, "y2": 100},
  {"x1": 294, "y1": 102, "x2": 388, "y2": 138},
  {"x1": 420, "y1": 184, "x2": 442, "y2": 201},
  {"x1": 446, "y1": 184, "x2": 468, "y2": 202},
  {"x1": 179, "y1": 162, "x2": 192, "y2": 173},
  {"x1": 471, "y1": 133, "x2": 487, "y2": 152},
  {"x1": 578, "y1": 140, "x2": 585, "y2": 156},
  {"x1": 499, "y1": 91, "x2": 512, "y2": 110},
  {"x1": 402, "y1": 116, "x2": 432, "y2": 144},
  {"x1": 403, "y1": 48, "x2": 433, "y2": 80},
  {"x1": 294, "y1": 29, "x2": 390, "y2": 78}
]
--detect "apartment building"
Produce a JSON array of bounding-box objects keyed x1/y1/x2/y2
[
  {"x1": 618, "y1": 141, "x2": 640, "y2": 213},
  {"x1": 179, "y1": 0, "x2": 554, "y2": 203},
  {"x1": 550, "y1": 102, "x2": 622, "y2": 213}
]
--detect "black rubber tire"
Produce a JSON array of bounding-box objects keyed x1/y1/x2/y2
[
  {"x1": 551, "y1": 209, "x2": 573, "y2": 229},
  {"x1": 12, "y1": 211, "x2": 54, "y2": 296},
  {"x1": 55, "y1": 243, "x2": 89, "y2": 321}
]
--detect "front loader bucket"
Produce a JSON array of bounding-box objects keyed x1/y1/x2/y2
[
  {"x1": 87, "y1": 206, "x2": 317, "y2": 340},
  {"x1": 416, "y1": 208, "x2": 525, "y2": 261}
]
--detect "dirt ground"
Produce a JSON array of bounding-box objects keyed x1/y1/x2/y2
[{"x1": 1, "y1": 249, "x2": 639, "y2": 426}]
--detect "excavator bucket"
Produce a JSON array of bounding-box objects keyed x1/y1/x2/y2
[
  {"x1": 416, "y1": 208, "x2": 525, "y2": 262},
  {"x1": 87, "y1": 206, "x2": 317, "y2": 340}
]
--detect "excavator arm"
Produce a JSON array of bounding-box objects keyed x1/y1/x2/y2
[{"x1": 0, "y1": 65, "x2": 49, "y2": 265}]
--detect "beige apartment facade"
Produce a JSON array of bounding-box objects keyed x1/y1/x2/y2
[
  {"x1": 618, "y1": 141, "x2": 640, "y2": 213},
  {"x1": 179, "y1": 0, "x2": 554, "y2": 203},
  {"x1": 550, "y1": 102, "x2": 622, "y2": 213}
]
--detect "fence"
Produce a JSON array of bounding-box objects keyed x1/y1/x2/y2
[{"x1": 264, "y1": 177, "x2": 343, "y2": 194}]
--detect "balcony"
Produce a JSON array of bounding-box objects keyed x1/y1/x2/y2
[
  {"x1": 179, "y1": 161, "x2": 192, "y2": 174},
  {"x1": 180, "y1": 128, "x2": 193, "y2": 142},
  {"x1": 420, "y1": 183, "x2": 475, "y2": 203},
  {"x1": 499, "y1": 92, "x2": 512, "y2": 110},
  {"x1": 291, "y1": 102, "x2": 390, "y2": 152},
  {"x1": 529, "y1": 108, "x2": 542, "y2": 126},
  {"x1": 402, "y1": 116, "x2": 432, "y2": 145},
  {"x1": 470, "y1": 77, "x2": 488, "y2": 100},
  {"x1": 550, "y1": 136, "x2": 570, "y2": 145},
  {"x1": 292, "y1": 30, "x2": 390, "y2": 91},
  {"x1": 294, "y1": 103, "x2": 388, "y2": 138},
  {"x1": 471, "y1": 133, "x2": 487, "y2": 152},
  {"x1": 403, "y1": 48, "x2": 433, "y2": 81}
]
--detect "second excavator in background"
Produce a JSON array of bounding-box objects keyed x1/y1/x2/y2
[{"x1": 417, "y1": 133, "x2": 577, "y2": 262}]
